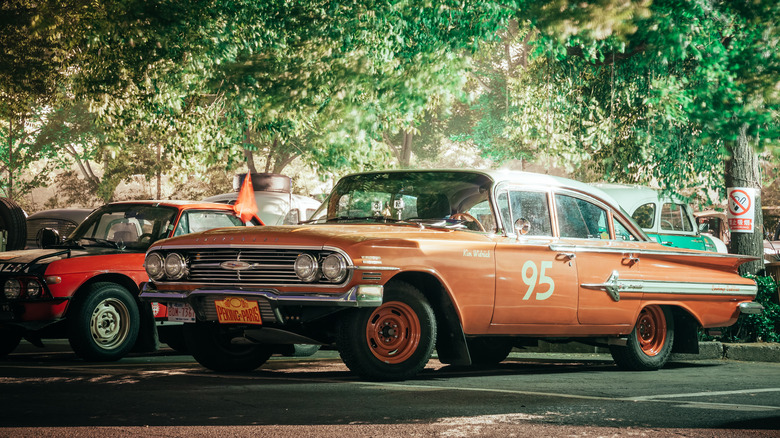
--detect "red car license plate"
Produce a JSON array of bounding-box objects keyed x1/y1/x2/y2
[{"x1": 167, "y1": 302, "x2": 196, "y2": 322}]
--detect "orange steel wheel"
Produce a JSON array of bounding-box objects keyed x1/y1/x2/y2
[
  {"x1": 636, "y1": 305, "x2": 667, "y2": 357},
  {"x1": 365, "y1": 301, "x2": 421, "y2": 364}
]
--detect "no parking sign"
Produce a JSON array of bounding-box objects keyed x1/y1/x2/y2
[{"x1": 727, "y1": 187, "x2": 755, "y2": 233}]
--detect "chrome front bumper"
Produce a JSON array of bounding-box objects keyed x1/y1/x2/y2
[{"x1": 139, "y1": 283, "x2": 384, "y2": 308}]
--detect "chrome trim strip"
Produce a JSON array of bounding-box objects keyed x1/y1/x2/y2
[
  {"x1": 549, "y1": 243, "x2": 757, "y2": 260},
  {"x1": 139, "y1": 284, "x2": 383, "y2": 308},
  {"x1": 582, "y1": 272, "x2": 757, "y2": 301},
  {"x1": 581, "y1": 270, "x2": 643, "y2": 302},
  {"x1": 639, "y1": 280, "x2": 757, "y2": 296},
  {"x1": 352, "y1": 266, "x2": 400, "y2": 271},
  {"x1": 739, "y1": 302, "x2": 764, "y2": 315}
]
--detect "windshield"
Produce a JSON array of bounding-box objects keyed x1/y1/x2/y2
[
  {"x1": 68, "y1": 204, "x2": 179, "y2": 250},
  {"x1": 310, "y1": 171, "x2": 497, "y2": 232}
]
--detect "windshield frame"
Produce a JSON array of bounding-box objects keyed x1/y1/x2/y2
[{"x1": 309, "y1": 170, "x2": 497, "y2": 232}]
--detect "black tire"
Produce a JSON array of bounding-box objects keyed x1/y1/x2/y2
[
  {"x1": 610, "y1": 305, "x2": 675, "y2": 371},
  {"x1": 291, "y1": 344, "x2": 321, "y2": 357},
  {"x1": 0, "y1": 197, "x2": 27, "y2": 250},
  {"x1": 0, "y1": 327, "x2": 22, "y2": 357},
  {"x1": 183, "y1": 322, "x2": 273, "y2": 372},
  {"x1": 336, "y1": 281, "x2": 436, "y2": 381},
  {"x1": 466, "y1": 337, "x2": 514, "y2": 366},
  {"x1": 67, "y1": 282, "x2": 140, "y2": 361},
  {"x1": 158, "y1": 325, "x2": 189, "y2": 353}
]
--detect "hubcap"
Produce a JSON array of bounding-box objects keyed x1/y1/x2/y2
[
  {"x1": 365, "y1": 301, "x2": 421, "y2": 364},
  {"x1": 89, "y1": 298, "x2": 131, "y2": 350},
  {"x1": 636, "y1": 306, "x2": 666, "y2": 356}
]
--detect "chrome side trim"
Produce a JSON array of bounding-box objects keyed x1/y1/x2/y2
[
  {"x1": 549, "y1": 244, "x2": 757, "y2": 260},
  {"x1": 581, "y1": 270, "x2": 643, "y2": 302},
  {"x1": 352, "y1": 266, "x2": 400, "y2": 271},
  {"x1": 582, "y1": 272, "x2": 758, "y2": 301},
  {"x1": 738, "y1": 302, "x2": 764, "y2": 315}
]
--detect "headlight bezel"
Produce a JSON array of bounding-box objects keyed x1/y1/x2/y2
[
  {"x1": 294, "y1": 253, "x2": 320, "y2": 283},
  {"x1": 163, "y1": 252, "x2": 188, "y2": 281},
  {"x1": 26, "y1": 279, "x2": 43, "y2": 298},
  {"x1": 321, "y1": 253, "x2": 348, "y2": 283},
  {"x1": 145, "y1": 252, "x2": 165, "y2": 281},
  {"x1": 4, "y1": 279, "x2": 22, "y2": 299}
]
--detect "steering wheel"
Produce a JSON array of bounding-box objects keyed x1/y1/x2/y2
[
  {"x1": 661, "y1": 220, "x2": 675, "y2": 230},
  {"x1": 450, "y1": 212, "x2": 486, "y2": 232},
  {"x1": 138, "y1": 233, "x2": 154, "y2": 244}
]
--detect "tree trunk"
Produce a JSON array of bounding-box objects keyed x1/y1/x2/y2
[
  {"x1": 156, "y1": 142, "x2": 162, "y2": 199},
  {"x1": 244, "y1": 129, "x2": 258, "y2": 174},
  {"x1": 725, "y1": 124, "x2": 764, "y2": 275},
  {"x1": 400, "y1": 131, "x2": 413, "y2": 168}
]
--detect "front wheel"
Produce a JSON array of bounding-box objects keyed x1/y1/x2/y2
[
  {"x1": 337, "y1": 281, "x2": 436, "y2": 381},
  {"x1": 68, "y1": 282, "x2": 140, "y2": 361},
  {"x1": 183, "y1": 322, "x2": 273, "y2": 372},
  {"x1": 0, "y1": 327, "x2": 22, "y2": 357},
  {"x1": 610, "y1": 305, "x2": 674, "y2": 371}
]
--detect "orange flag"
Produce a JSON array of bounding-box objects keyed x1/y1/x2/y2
[{"x1": 234, "y1": 174, "x2": 259, "y2": 223}]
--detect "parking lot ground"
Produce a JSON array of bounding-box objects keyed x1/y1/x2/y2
[{"x1": 2, "y1": 339, "x2": 780, "y2": 437}]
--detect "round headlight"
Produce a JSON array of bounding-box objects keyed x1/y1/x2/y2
[
  {"x1": 26, "y1": 280, "x2": 42, "y2": 298},
  {"x1": 294, "y1": 253, "x2": 319, "y2": 282},
  {"x1": 321, "y1": 253, "x2": 347, "y2": 282},
  {"x1": 145, "y1": 252, "x2": 165, "y2": 281},
  {"x1": 4, "y1": 279, "x2": 22, "y2": 299},
  {"x1": 164, "y1": 253, "x2": 188, "y2": 280}
]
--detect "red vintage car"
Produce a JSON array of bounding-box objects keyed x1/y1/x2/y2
[
  {"x1": 0, "y1": 200, "x2": 260, "y2": 360},
  {"x1": 139, "y1": 170, "x2": 761, "y2": 380}
]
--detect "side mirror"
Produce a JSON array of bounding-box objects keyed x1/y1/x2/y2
[
  {"x1": 36, "y1": 228, "x2": 61, "y2": 249},
  {"x1": 285, "y1": 209, "x2": 300, "y2": 225},
  {"x1": 513, "y1": 218, "x2": 531, "y2": 236}
]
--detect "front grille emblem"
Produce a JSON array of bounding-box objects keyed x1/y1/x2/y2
[{"x1": 220, "y1": 261, "x2": 254, "y2": 271}]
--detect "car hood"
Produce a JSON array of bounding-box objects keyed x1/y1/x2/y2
[
  {"x1": 0, "y1": 247, "x2": 141, "y2": 275},
  {"x1": 149, "y1": 224, "x2": 493, "y2": 250}
]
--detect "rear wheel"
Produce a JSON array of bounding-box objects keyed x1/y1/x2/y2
[
  {"x1": 466, "y1": 337, "x2": 514, "y2": 366},
  {"x1": 610, "y1": 305, "x2": 674, "y2": 371},
  {"x1": 68, "y1": 282, "x2": 140, "y2": 361},
  {"x1": 183, "y1": 322, "x2": 273, "y2": 372},
  {"x1": 337, "y1": 281, "x2": 436, "y2": 381}
]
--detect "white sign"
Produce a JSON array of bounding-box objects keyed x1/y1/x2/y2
[{"x1": 727, "y1": 187, "x2": 755, "y2": 233}]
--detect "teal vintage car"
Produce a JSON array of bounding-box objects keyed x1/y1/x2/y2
[{"x1": 594, "y1": 184, "x2": 727, "y2": 253}]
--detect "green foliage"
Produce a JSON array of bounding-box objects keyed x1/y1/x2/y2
[{"x1": 708, "y1": 276, "x2": 780, "y2": 343}]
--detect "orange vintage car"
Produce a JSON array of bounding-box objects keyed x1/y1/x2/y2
[{"x1": 139, "y1": 170, "x2": 761, "y2": 380}]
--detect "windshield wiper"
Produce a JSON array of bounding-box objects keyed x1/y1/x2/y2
[
  {"x1": 325, "y1": 216, "x2": 407, "y2": 223},
  {"x1": 76, "y1": 237, "x2": 122, "y2": 249}
]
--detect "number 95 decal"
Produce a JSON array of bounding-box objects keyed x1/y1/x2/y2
[{"x1": 521, "y1": 260, "x2": 554, "y2": 300}]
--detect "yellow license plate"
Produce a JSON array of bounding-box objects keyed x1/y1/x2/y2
[{"x1": 214, "y1": 297, "x2": 262, "y2": 325}]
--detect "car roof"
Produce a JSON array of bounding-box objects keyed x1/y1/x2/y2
[
  {"x1": 26, "y1": 208, "x2": 93, "y2": 222},
  {"x1": 341, "y1": 169, "x2": 627, "y2": 214},
  {"x1": 591, "y1": 183, "x2": 688, "y2": 213},
  {"x1": 105, "y1": 200, "x2": 238, "y2": 211}
]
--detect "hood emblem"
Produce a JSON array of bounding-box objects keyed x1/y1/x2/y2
[{"x1": 220, "y1": 261, "x2": 254, "y2": 271}]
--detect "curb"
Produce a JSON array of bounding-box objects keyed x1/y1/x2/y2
[{"x1": 529, "y1": 341, "x2": 780, "y2": 363}]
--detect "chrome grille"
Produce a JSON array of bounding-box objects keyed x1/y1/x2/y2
[{"x1": 181, "y1": 248, "x2": 346, "y2": 286}]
